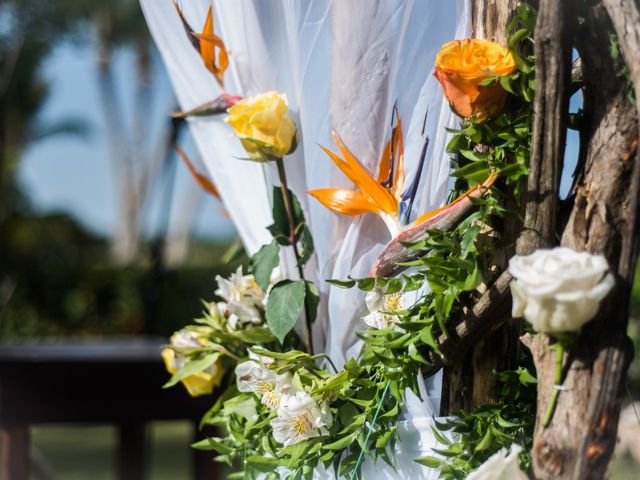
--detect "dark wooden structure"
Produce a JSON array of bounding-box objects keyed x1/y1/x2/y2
[{"x1": 0, "y1": 337, "x2": 220, "y2": 480}]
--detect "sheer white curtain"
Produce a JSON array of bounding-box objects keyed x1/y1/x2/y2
[{"x1": 141, "y1": 1, "x2": 470, "y2": 477}]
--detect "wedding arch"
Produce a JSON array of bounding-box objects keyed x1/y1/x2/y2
[{"x1": 141, "y1": 0, "x2": 640, "y2": 478}]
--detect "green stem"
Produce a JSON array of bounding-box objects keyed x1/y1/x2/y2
[
  {"x1": 542, "y1": 341, "x2": 565, "y2": 427},
  {"x1": 274, "y1": 157, "x2": 314, "y2": 355},
  {"x1": 350, "y1": 379, "x2": 391, "y2": 480}
]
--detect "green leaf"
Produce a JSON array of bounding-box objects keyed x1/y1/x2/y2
[
  {"x1": 415, "y1": 456, "x2": 443, "y2": 468},
  {"x1": 326, "y1": 278, "x2": 356, "y2": 288},
  {"x1": 250, "y1": 240, "x2": 280, "y2": 290},
  {"x1": 297, "y1": 224, "x2": 315, "y2": 267},
  {"x1": 460, "y1": 149, "x2": 489, "y2": 162},
  {"x1": 163, "y1": 353, "x2": 220, "y2": 388},
  {"x1": 305, "y1": 281, "x2": 320, "y2": 324},
  {"x1": 228, "y1": 326, "x2": 275, "y2": 344},
  {"x1": 246, "y1": 455, "x2": 279, "y2": 472},
  {"x1": 356, "y1": 277, "x2": 376, "y2": 291},
  {"x1": 265, "y1": 280, "x2": 306, "y2": 344},
  {"x1": 509, "y1": 28, "x2": 530, "y2": 49},
  {"x1": 446, "y1": 134, "x2": 468, "y2": 154},
  {"x1": 499, "y1": 75, "x2": 517, "y2": 95},
  {"x1": 474, "y1": 428, "x2": 494, "y2": 452},
  {"x1": 267, "y1": 187, "x2": 306, "y2": 246},
  {"x1": 324, "y1": 433, "x2": 355, "y2": 450},
  {"x1": 453, "y1": 161, "x2": 491, "y2": 183},
  {"x1": 463, "y1": 265, "x2": 482, "y2": 291}
]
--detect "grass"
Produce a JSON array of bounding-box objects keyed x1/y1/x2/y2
[
  {"x1": 0, "y1": 419, "x2": 635, "y2": 478},
  {"x1": 24, "y1": 421, "x2": 192, "y2": 480}
]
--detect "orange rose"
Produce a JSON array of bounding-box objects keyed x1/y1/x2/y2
[{"x1": 434, "y1": 39, "x2": 516, "y2": 121}]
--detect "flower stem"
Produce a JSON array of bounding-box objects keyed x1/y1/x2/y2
[
  {"x1": 350, "y1": 379, "x2": 391, "y2": 479},
  {"x1": 542, "y1": 341, "x2": 565, "y2": 428},
  {"x1": 274, "y1": 157, "x2": 314, "y2": 355}
]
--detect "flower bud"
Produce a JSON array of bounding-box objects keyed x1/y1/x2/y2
[{"x1": 225, "y1": 91, "x2": 298, "y2": 161}]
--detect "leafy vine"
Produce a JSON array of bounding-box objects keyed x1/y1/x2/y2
[{"x1": 163, "y1": 3, "x2": 539, "y2": 480}]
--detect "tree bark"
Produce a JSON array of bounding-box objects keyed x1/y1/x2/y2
[
  {"x1": 441, "y1": 0, "x2": 524, "y2": 414},
  {"x1": 516, "y1": 0, "x2": 571, "y2": 256},
  {"x1": 528, "y1": 1, "x2": 639, "y2": 478}
]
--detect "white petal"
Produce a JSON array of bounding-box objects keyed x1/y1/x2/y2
[{"x1": 509, "y1": 280, "x2": 526, "y2": 318}]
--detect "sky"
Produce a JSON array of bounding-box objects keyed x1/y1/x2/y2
[
  {"x1": 17, "y1": 41, "x2": 237, "y2": 242},
  {"x1": 15, "y1": 40, "x2": 580, "y2": 244}
]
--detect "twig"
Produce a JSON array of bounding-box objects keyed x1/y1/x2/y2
[{"x1": 423, "y1": 270, "x2": 513, "y2": 376}]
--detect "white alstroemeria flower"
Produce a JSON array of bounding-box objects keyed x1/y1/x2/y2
[
  {"x1": 363, "y1": 288, "x2": 406, "y2": 329},
  {"x1": 215, "y1": 266, "x2": 265, "y2": 327},
  {"x1": 271, "y1": 392, "x2": 333, "y2": 446},
  {"x1": 235, "y1": 361, "x2": 294, "y2": 409},
  {"x1": 508, "y1": 247, "x2": 615, "y2": 334},
  {"x1": 466, "y1": 444, "x2": 527, "y2": 480}
]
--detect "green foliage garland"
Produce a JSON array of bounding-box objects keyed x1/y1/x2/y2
[{"x1": 164, "y1": 4, "x2": 539, "y2": 479}]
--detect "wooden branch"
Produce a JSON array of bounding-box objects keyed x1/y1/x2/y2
[
  {"x1": 528, "y1": 1, "x2": 639, "y2": 478},
  {"x1": 424, "y1": 271, "x2": 513, "y2": 376},
  {"x1": 602, "y1": 0, "x2": 640, "y2": 280},
  {"x1": 516, "y1": 0, "x2": 572, "y2": 255},
  {"x1": 441, "y1": 0, "x2": 525, "y2": 414}
]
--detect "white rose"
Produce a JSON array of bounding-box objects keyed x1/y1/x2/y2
[
  {"x1": 508, "y1": 247, "x2": 614, "y2": 334},
  {"x1": 466, "y1": 444, "x2": 527, "y2": 480}
]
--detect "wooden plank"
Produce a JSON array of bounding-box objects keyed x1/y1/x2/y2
[
  {"x1": 117, "y1": 422, "x2": 147, "y2": 480},
  {"x1": 2, "y1": 425, "x2": 29, "y2": 480}
]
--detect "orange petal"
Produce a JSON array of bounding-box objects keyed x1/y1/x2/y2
[
  {"x1": 195, "y1": 5, "x2": 229, "y2": 83},
  {"x1": 390, "y1": 117, "x2": 405, "y2": 201},
  {"x1": 376, "y1": 138, "x2": 391, "y2": 184},
  {"x1": 329, "y1": 132, "x2": 398, "y2": 215},
  {"x1": 308, "y1": 188, "x2": 378, "y2": 216},
  {"x1": 412, "y1": 172, "x2": 496, "y2": 225},
  {"x1": 175, "y1": 144, "x2": 221, "y2": 199}
]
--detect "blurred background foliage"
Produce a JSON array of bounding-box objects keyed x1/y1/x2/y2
[{"x1": 0, "y1": 0, "x2": 241, "y2": 340}]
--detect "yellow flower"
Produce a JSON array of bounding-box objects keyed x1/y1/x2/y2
[
  {"x1": 225, "y1": 91, "x2": 298, "y2": 161},
  {"x1": 161, "y1": 329, "x2": 224, "y2": 397},
  {"x1": 434, "y1": 39, "x2": 516, "y2": 121}
]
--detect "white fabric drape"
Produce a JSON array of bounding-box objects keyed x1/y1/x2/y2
[{"x1": 141, "y1": 1, "x2": 470, "y2": 477}]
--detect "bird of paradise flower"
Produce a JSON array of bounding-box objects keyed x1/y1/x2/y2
[
  {"x1": 173, "y1": 0, "x2": 229, "y2": 87},
  {"x1": 171, "y1": 1, "x2": 241, "y2": 119},
  {"x1": 309, "y1": 107, "x2": 408, "y2": 237},
  {"x1": 309, "y1": 106, "x2": 496, "y2": 276}
]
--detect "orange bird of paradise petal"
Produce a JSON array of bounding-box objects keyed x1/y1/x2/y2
[
  {"x1": 411, "y1": 172, "x2": 497, "y2": 226},
  {"x1": 308, "y1": 188, "x2": 376, "y2": 216},
  {"x1": 376, "y1": 116, "x2": 405, "y2": 203},
  {"x1": 310, "y1": 126, "x2": 404, "y2": 219},
  {"x1": 371, "y1": 172, "x2": 498, "y2": 277},
  {"x1": 173, "y1": 1, "x2": 229, "y2": 86},
  {"x1": 175, "y1": 144, "x2": 221, "y2": 199}
]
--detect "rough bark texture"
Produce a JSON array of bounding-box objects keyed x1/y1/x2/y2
[
  {"x1": 516, "y1": 0, "x2": 572, "y2": 256},
  {"x1": 425, "y1": 271, "x2": 513, "y2": 377},
  {"x1": 440, "y1": 0, "x2": 525, "y2": 414},
  {"x1": 528, "y1": 2, "x2": 639, "y2": 478}
]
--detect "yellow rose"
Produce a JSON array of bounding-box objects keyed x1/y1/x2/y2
[
  {"x1": 434, "y1": 39, "x2": 516, "y2": 121},
  {"x1": 225, "y1": 91, "x2": 298, "y2": 161}
]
